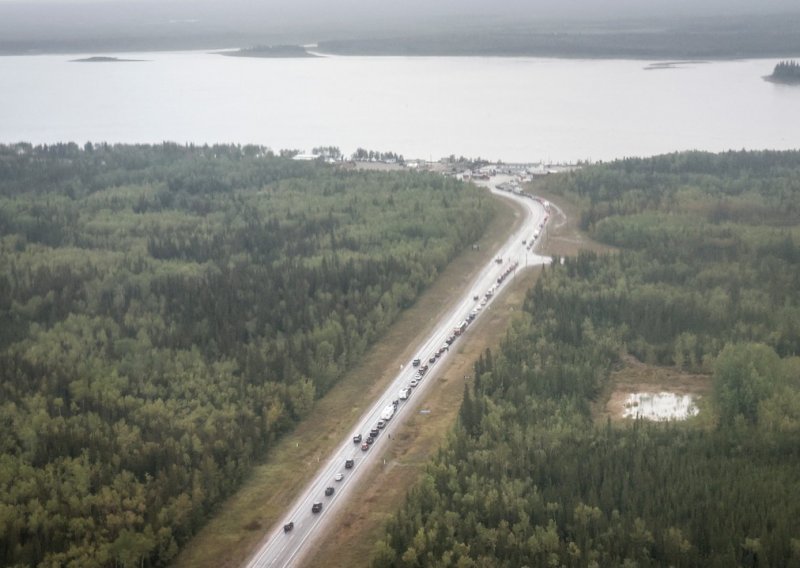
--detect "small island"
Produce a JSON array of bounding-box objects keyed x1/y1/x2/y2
[
  {"x1": 765, "y1": 60, "x2": 800, "y2": 84},
  {"x1": 219, "y1": 44, "x2": 317, "y2": 58},
  {"x1": 70, "y1": 56, "x2": 145, "y2": 63}
]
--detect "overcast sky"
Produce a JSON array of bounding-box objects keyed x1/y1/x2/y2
[{"x1": 1, "y1": 0, "x2": 798, "y2": 51}]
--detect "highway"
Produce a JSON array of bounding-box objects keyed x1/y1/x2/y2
[{"x1": 243, "y1": 177, "x2": 551, "y2": 568}]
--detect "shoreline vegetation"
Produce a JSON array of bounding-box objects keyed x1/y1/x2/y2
[
  {"x1": 764, "y1": 59, "x2": 800, "y2": 84},
  {"x1": 218, "y1": 44, "x2": 317, "y2": 58},
  {"x1": 1, "y1": 14, "x2": 798, "y2": 59},
  {"x1": 315, "y1": 16, "x2": 800, "y2": 59}
]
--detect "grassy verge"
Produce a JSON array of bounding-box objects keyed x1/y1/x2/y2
[
  {"x1": 171, "y1": 191, "x2": 524, "y2": 568},
  {"x1": 529, "y1": 180, "x2": 615, "y2": 257}
]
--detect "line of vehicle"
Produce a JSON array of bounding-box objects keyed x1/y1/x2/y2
[{"x1": 245, "y1": 179, "x2": 550, "y2": 567}]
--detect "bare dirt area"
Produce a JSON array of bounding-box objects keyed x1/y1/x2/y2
[
  {"x1": 526, "y1": 179, "x2": 615, "y2": 257},
  {"x1": 595, "y1": 354, "x2": 713, "y2": 424},
  {"x1": 172, "y1": 193, "x2": 525, "y2": 568},
  {"x1": 303, "y1": 266, "x2": 542, "y2": 568}
]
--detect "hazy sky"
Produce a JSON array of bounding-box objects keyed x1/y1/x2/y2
[{"x1": 1, "y1": 0, "x2": 798, "y2": 52}]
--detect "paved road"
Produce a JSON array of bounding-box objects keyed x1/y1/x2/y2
[{"x1": 244, "y1": 177, "x2": 551, "y2": 568}]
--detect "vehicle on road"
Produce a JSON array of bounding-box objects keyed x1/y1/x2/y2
[
  {"x1": 429, "y1": 355, "x2": 436, "y2": 364},
  {"x1": 353, "y1": 434, "x2": 362, "y2": 444},
  {"x1": 366, "y1": 436, "x2": 374, "y2": 445},
  {"x1": 325, "y1": 487, "x2": 334, "y2": 496},
  {"x1": 409, "y1": 378, "x2": 419, "y2": 388},
  {"x1": 369, "y1": 428, "x2": 379, "y2": 438},
  {"x1": 380, "y1": 403, "x2": 396, "y2": 421},
  {"x1": 399, "y1": 387, "x2": 411, "y2": 399},
  {"x1": 377, "y1": 419, "x2": 386, "y2": 429},
  {"x1": 284, "y1": 522, "x2": 294, "y2": 532},
  {"x1": 412, "y1": 358, "x2": 421, "y2": 367},
  {"x1": 312, "y1": 502, "x2": 322, "y2": 513},
  {"x1": 345, "y1": 459, "x2": 354, "y2": 469},
  {"x1": 361, "y1": 442, "x2": 369, "y2": 451},
  {"x1": 334, "y1": 472, "x2": 343, "y2": 482},
  {"x1": 473, "y1": 294, "x2": 479, "y2": 301}
]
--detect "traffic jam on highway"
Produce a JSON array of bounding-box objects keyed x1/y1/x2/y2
[{"x1": 280, "y1": 195, "x2": 549, "y2": 534}]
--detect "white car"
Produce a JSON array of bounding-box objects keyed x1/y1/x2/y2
[
  {"x1": 334, "y1": 472, "x2": 344, "y2": 482},
  {"x1": 409, "y1": 379, "x2": 419, "y2": 388}
]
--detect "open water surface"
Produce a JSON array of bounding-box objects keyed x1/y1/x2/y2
[{"x1": 1, "y1": 52, "x2": 798, "y2": 161}]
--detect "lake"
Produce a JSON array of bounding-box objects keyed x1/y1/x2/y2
[{"x1": 1, "y1": 52, "x2": 798, "y2": 162}]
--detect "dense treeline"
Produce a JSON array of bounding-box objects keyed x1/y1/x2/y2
[
  {"x1": 318, "y1": 15, "x2": 800, "y2": 59},
  {"x1": 374, "y1": 151, "x2": 800, "y2": 567},
  {"x1": 770, "y1": 60, "x2": 800, "y2": 84},
  {"x1": 0, "y1": 142, "x2": 494, "y2": 567}
]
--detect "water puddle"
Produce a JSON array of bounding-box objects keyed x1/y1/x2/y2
[{"x1": 622, "y1": 392, "x2": 699, "y2": 421}]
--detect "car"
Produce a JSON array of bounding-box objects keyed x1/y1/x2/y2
[
  {"x1": 369, "y1": 428, "x2": 379, "y2": 438},
  {"x1": 334, "y1": 472, "x2": 344, "y2": 482},
  {"x1": 473, "y1": 295, "x2": 479, "y2": 301},
  {"x1": 413, "y1": 372, "x2": 422, "y2": 380},
  {"x1": 325, "y1": 486, "x2": 334, "y2": 496},
  {"x1": 377, "y1": 420, "x2": 386, "y2": 429},
  {"x1": 345, "y1": 459, "x2": 354, "y2": 469},
  {"x1": 429, "y1": 355, "x2": 437, "y2": 364},
  {"x1": 284, "y1": 522, "x2": 294, "y2": 532},
  {"x1": 353, "y1": 434, "x2": 362, "y2": 444},
  {"x1": 412, "y1": 358, "x2": 421, "y2": 367},
  {"x1": 312, "y1": 502, "x2": 323, "y2": 513},
  {"x1": 366, "y1": 436, "x2": 375, "y2": 445},
  {"x1": 409, "y1": 378, "x2": 419, "y2": 388},
  {"x1": 399, "y1": 387, "x2": 411, "y2": 400},
  {"x1": 361, "y1": 442, "x2": 369, "y2": 451}
]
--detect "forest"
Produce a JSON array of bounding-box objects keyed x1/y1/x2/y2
[
  {"x1": 769, "y1": 60, "x2": 800, "y2": 84},
  {"x1": 373, "y1": 150, "x2": 800, "y2": 567},
  {"x1": 0, "y1": 142, "x2": 494, "y2": 567}
]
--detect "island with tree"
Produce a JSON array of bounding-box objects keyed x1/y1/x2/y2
[
  {"x1": 765, "y1": 60, "x2": 800, "y2": 84},
  {"x1": 69, "y1": 56, "x2": 144, "y2": 63},
  {"x1": 219, "y1": 44, "x2": 317, "y2": 58}
]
